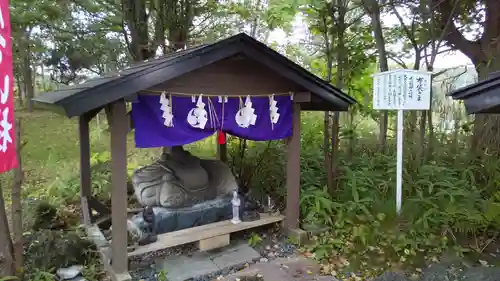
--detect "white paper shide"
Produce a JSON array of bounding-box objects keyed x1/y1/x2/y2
[
  {"x1": 187, "y1": 94, "x2": 208, "y2": 129},
  {"x1": 160, "y1": 92, "x2": 174, "y2": 127},
  {"x1": 373, "y1": 69, "x2": 432, "y2": 110},
  {"x1": 269, "y1": 94, "x2": 280, "y2": 125},
  {"x1": 235, "y1": 96, "x2": 257, "y2": 128}
]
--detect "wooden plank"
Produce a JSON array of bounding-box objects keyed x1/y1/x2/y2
[
  {"x1": 109, "y1": 99, "x2": 129, "y2": 274},
  {"x1": 285, "y1": 103, "x2": 301, "y2": 229},
  {"x1": 199, "y1": 234, "x2": 230, "y2": 251},
  {"x1": 78, "y1": 114, "x2": 92, "y2": 226},
  {"x1": 128, "y1": 213, "x2": 285, "y2": 257},
  {"x1": 293, "y1": 92, "x2": 311, "y2": 103}
]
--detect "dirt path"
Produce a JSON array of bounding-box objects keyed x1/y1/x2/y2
[{"x1": 221, "y1": 256, "x2": 337, "y2": 281}]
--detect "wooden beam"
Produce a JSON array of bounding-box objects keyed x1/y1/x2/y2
[
  {"x1": 88, "y1": 197, "x2": 111, "y2": 215},
  {"x1": 293, "y1": 92, "x2": 311, "y2": 103},
  {"x1": 87, "y1": 107, "x2": 103, "y2": 123},
  {"x1": 285, "y1": 103, "x2": 301, "y2": 229},
  {"x1": 78, "y1": 114, "x2": 92, "y2": 226},
  {"x1": 217, "y1": 143, "x2": 227, "y2": 162},
  {"x1": 109, "y1": 99, "x2": 129, "y2": 274},
  {"x1": 128, "y1": 213, "x2": 284, "y2": 257}
]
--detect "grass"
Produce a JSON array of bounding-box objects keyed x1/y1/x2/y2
[
  {"x1": 4, "y1": 109, "x2": 218, "y2": 200},
  {"x1": 0, "y1": 108, "x2": 222, "y2": 279}
]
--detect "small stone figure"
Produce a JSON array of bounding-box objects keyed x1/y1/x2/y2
[
  {"x1": 267, "y1": 195, "x2": 273, "y2": 215},
  {"x1": 138, "y1": 206, "x2": 158, "y2": 245},
  {"x1": 231, "y1": 190, "x2": 242, "y2": 224}
]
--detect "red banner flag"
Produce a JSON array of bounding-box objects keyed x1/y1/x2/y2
[{"x1": 0, "y1": 0, "x2": 17, "y2": 174}]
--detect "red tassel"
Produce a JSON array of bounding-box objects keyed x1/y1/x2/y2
[{"x1": 217, "y1": 130, "x2": 226, "y2": 145}]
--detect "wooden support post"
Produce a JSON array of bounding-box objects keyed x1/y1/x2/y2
[
  {"x1": 217, "y1": 143, "x2": 227, "y2": 162},
  {"x1": 79, "y1": 114, "x2": 92, "y2": 226},
  {"x1": 285, "y1": 103, "x2": 301, "y2": 230},
  {"x1": 109, "y1": 99, "x2": 129, "y2": 275},
  {"x1": 216, "y1": 131, "x2": 227, "y2": 162}
]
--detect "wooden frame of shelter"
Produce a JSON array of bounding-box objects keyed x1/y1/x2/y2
[
  {"x1": 33, "y1": 33, "x2": 356, "y2": 281},
  {"x1": 448, "y1": 71, "x2": 500, "y2": 113}
]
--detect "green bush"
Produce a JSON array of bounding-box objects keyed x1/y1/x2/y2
[
  {"x1": 227, "y1": 113, "x2": 500, "y2": 274},
  {"x1": 24, "y1": 229, "x2": 97, "y2": 278}
]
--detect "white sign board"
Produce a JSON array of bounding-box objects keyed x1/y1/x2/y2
[
  {"x1": 373, "y1": 69, "x2": 432, "y2": 110},
  {"x1": 372, "y1": 69, "x2": 433, "y2": 215}
]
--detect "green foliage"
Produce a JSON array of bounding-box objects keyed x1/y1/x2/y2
[
  {"x1": 27, "y1": 270, "x2": 56, "y2": 281},
  {"x1": 23, "y1": 229, "x2": 97, "y2": 278},
  {"x1": 157, "y1": 270, "x2": 168, "y2": 281},
  {"x1": 248, "y1": 232, "x2": 263, "y2": 247},
  {"x1": 0, "y1": 277, "x2": 18, "y2": 281},
  {"x1": 227, "y1": 110, "x2": 500, "y2": 274}
]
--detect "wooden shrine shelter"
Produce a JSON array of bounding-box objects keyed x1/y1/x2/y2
[
  {"x1": 448, "y1": 71, "x2": 500, "y2": 113},
  {"x1": 33, "y1": 33, "x2": 356, "y2": 280}
]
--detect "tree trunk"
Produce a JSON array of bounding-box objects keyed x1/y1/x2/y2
[
  {"x1": 11, "y1": 120, "x2": 24, "y2": 279},
  {"x1": 330, "y1": 1, "x2": 347, "y2": 194},
  {"x1": 433, "y1": 0, "x2": 500, "y2": 153},
  {"x1": 362, "y1": 0, "x2": 388, "y2": 152},
  {"x1": 426, "y1": 96, "x2": 434, "y2": 158},
  {"x1": 16, "y1": 79, "x2": 23, "y2": 108},
  {"x1": 20, "y1": 30, "x2": 34, "y2": 112},
  {"x1": 0, "y1": 181, "x2": 15, "y2": 276},
  {"x1": 323, "y1": 112, "x2": 332, "y2": 189}
]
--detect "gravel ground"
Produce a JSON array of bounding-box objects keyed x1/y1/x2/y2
[
  {"x1": 130, "y1": 226, "x2": 297, "y2": 281},
  {"x1": 129, "y1": 225, "x2": 500, "y2": 281}
]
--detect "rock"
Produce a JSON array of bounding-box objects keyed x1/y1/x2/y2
[
  {"x1": 131, "y1": 197, "x2": 233, "y2": 235},
  {"x1": 418, "y1": 263, "x2": 464, "y2": 281},
  {"x1": 56, "y1": 265, "x2": 84, "y2": 280},
  {"x1": 68, "y1": 277, "x2": 87, "y2": 281},
  {"x1": 371, "y1": 272, "x2": 408, "y2": 281},
  {"x1": 462, "y1": 267, "x2": 500, "y2": 281}
]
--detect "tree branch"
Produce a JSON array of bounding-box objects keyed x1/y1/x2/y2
[
  {"x1": 483, "y1": 1, "x2": 500, "y2": 44},
  {"x1": 432, "y1": 0, "x2": 483, "y2": 64},
  {"x1": 387, "y1": 51, "x2": 408, "y2": 68}
]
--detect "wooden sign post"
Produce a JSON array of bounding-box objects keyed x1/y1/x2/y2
[{"x1": 372, "y1": 69, "x2": 432, "y2": 214}]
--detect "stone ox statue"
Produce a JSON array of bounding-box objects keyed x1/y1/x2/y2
[{"x1": 127, "y1": 146, "x2": 241, "y2": 245}]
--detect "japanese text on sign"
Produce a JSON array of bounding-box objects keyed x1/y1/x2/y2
[
  {"x1": 372, "y1": 69, "x2": 432, "y2": 110},
  {"x1": 0, "y1": 0, "x2": 18, "y2": 174}
]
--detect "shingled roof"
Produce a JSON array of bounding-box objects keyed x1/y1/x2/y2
[
  {"x1": 448, "y1": 71, "x2": 500, "y2": 114},
  {"x1": 33, "y1": 33, "x2": 356, "y2": 117}
]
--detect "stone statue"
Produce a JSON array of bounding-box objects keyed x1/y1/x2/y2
[
  {"x1": 129, "y1": 146, "x2": 261, "y2": 241},
  {"x1": 132, "y1": 146, "x2": 235, "y2": 208},
  {"x1": 137, "y1": 206, "x2": 157, "y2": 246}
]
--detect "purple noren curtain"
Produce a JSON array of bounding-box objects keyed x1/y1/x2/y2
[{"x1": 131, "y1": 94, "x2": 293, "y2": 148}]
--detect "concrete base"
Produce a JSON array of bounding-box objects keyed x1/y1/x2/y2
[
  {"x1": 286, "y1": 228, "x2": 308, "y2": 245},
  {"x1": 86, "y1": 225, "x2": 132, "y2": 281},
  {"x1": 156, "y1": 243, "x2": 260, "y2": 281}
]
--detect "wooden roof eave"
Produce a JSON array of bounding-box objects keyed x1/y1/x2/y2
[
  {"x1": 239, "y1": 36, "x2": 356, "y2": 106},
  {"x1": 32, "y1": 33, "x2": 356, "y2": 118},
  {"x1": 458, "y1": 86, "x2": 500, "y2": 114},
  {"x1": 63, "y1": 43, "x2": 243, "y2": 118},
  {"x1": 448, "y1": 76, "x2": 500, "y2": 100},
  {"x1": 33, "y1": 100, "x2": 68, "y2": 116}
]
